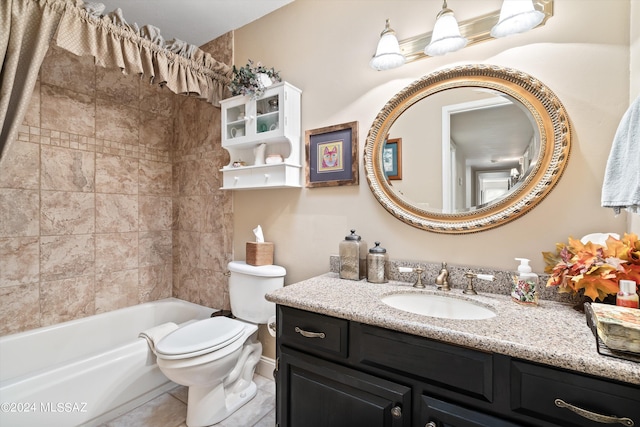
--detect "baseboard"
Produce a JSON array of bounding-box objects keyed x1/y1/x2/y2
[{"x1": 256, "y1": 355, "x2": 275, "y2": 381}]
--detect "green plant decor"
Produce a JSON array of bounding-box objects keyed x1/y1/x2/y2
[{"x1": 229, "y1": 60, "x2": 282, "y2": 99}]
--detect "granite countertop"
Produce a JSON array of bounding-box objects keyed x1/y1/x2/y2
[{"x1": 266, "y1": 273, "x2": 640, "y2": 386}]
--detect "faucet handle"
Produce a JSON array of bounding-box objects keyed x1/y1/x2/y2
[
  {"x1": 463, "y1": 271, "x2": 494, "y2": 294},
  {"x1": 463, "y1": 271, "x2": 478, "y2": 295},
  {"x1": 398, "y1": 266, "x2": 425, "y2": 288},
  {"x1": 412, "y1": 267, "x2": 425, "y2": 288}
]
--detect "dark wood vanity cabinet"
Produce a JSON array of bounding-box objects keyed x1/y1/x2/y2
[
  {"x1": 275, "y1": 305, "x2": 640, "y2": 427},
  {"x1": 277, "y1": 307, "x2": 411, "y2": 427}
]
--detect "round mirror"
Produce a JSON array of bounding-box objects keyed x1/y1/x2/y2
[{"x1": 364, "y1": 64, "x2": 571, "y2": 233}]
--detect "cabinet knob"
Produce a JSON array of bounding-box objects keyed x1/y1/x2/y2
[
  {"x1": 554, "y1": 399, "x2": 634, "y2": 426},
  {"x1": 391, "y1": 406, "x2": 402, "y2": 419}
]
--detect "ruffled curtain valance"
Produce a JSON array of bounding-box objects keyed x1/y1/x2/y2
[
  {"x1": 55, "y1": 2, "x2": 232, "y2": 105},
  {"x1": 1, "y1": 0, "x2": 232, "y2": 162}
]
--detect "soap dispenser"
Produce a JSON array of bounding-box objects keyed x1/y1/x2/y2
[
  {"x1": 511, "y1": 258, "x2": 538, "y2": 305},
  {"x1": 339, "y1": 229, "x2": 367, "y2": 280}
]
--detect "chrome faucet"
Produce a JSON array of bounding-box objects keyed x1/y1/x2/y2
[{"x1": 435, "y1": 262, "x2": 450, "y2": 291}]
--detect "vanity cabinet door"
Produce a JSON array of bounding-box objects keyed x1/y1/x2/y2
[
  {"x1": 278, "y1": 347, "x2": 411, "y2": 427},
  {"x1": 421, "y1": 396, "x2": 521, "y2": 427}
]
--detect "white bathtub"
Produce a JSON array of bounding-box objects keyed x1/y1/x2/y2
[{"x1": 0, "y1": 298, "x2": 215, "y2": 427}]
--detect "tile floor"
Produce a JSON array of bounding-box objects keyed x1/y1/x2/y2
[{"x1": 100, "y1": 374, "x2": 275, "y2": 427}]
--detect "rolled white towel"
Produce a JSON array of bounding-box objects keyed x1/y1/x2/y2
[{"x1": 139, "y1": 322, "x2": 179, "y2": 354}]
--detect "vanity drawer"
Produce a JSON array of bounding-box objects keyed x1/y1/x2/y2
[
  {"x1": 421, "y1": 395, "x2": 521, "y2": 427},
  {"x1": 278, "y1": 306, "x2": 349, "y2": 358},
  {"x1": 353, "y1": 323, "x2": 493, "y2": 402},
  {"x1": 510, "y1": 360, "x2": 640, "y2": 427}
]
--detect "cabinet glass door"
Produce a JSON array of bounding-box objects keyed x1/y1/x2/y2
[
  {"x1": 255, "y1": 92, "x2": 280, "y2": 135},
  {"x1": 226, "y1": 104, "x2": 247, "y2": 140}
]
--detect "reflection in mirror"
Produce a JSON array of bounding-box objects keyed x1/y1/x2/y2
[
  {"x1": 364, "y1": 64, "x2": 571, "y2": 233},
  {"x1": 386, "y1": 88, "x2": 538, "y2": 213}
]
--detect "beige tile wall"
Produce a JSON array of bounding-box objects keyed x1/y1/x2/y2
[
  {"x1": 0, "y1": 35, "x2": 232, "y2": 335},
  {"x1": 172, "y1": 34, "x2": 233, "y2": 311}
]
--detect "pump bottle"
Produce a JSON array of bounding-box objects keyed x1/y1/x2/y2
[
  {"x1": 511, "y1": 258, "x2": 538, "y2": 305},
  {"x1": 616, "y1": 280, "x2": 639, "y2": 308}
]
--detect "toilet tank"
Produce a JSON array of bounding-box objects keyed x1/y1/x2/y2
[{"x1": 227, "y1": 261, "x2": 286, "y2": 323}]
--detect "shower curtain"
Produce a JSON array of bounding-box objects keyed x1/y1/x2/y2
[
  {"x1": 0, "y1": 0, "x2": 62, "y2": 164},
  {"x1": 0, "y1": 0, "x2": 232, "y2": 163}
]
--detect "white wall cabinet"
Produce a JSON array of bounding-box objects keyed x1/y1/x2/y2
[{"x1": 220, "y1": 82, "x2": 302, "y2": 189}]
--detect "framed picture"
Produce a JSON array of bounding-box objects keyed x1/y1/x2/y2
[
  {"x1": 383, "y1": 137, "x2": 402, "y2": 180},
  {"x1": 305, "y1": 121, "x2": 358, "y2": 188}
]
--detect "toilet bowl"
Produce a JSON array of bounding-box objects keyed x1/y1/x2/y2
[{"x1": 155, "y1": 261, "x2": 285, "y2": 427}]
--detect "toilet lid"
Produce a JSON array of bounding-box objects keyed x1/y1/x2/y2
[
  {"x1": 228, "y1": 261, "x2": 286, "y2": 277},
  {"x1": 155, "y1": 317, "x2": 245, "y2": 357}
]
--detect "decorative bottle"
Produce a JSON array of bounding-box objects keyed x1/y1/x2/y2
[
  {"x1": 511, "y1": 258, "x2": 538, "y2": 305},
  {"x1": 367, "y1": 242, "x2": 389, "y2": 283},
  {"x1": 339, "y1": 229, "x2": 367, "y2": 280},
  {"x1": 616, "y1": 280, "x2": 639, "y2": 308}
]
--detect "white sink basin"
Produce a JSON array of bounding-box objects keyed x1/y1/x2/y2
[{"x1": 381, "y1": 293, "x2": 496, "y2": 320}]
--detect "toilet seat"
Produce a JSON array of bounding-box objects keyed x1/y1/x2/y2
[{"x1": 156, "y1": 317, "x2": 245, "y2": 360}]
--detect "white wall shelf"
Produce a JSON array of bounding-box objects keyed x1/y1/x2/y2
[{"x1": 220, "y1": 81, "x2": 302, "y2": 190}]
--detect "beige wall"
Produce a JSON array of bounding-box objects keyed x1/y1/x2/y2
[
  {"x1": 632, "y1": 0, "x2": 640, "y2": 101},
  {"x1": 233, "y1": 0, "x2": 631, "y2": 284},
  {"x1": 630, "y1": 0, "x2": 640, "y2": 236}
]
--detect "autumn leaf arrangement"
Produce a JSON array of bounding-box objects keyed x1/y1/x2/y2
[{"x1": 543, "y1": 233, "x2": 640, "y2": 302}]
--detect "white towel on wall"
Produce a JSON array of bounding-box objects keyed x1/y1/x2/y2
[{"x1": 601, "y1": 95, "x2": 640, "y2": 214}]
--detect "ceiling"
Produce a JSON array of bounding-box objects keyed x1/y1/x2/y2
[
  {"x1": 451, "y1": 103, "x2": 534, "y2": 170},
  {"x1": 97, "y1": 0, "x2": 294, "y2": 47}
]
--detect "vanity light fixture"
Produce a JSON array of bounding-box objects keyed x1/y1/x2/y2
[
  {"x1": 370, "y1": 0, "x2": 553, "y2": 67},
  {"x1": 370, "y1": 19, "x2": 406, "y2": 71},
  {"x1": 491, "y1": 0, "x2": 545, "y2": 38},
  {"x1": 424, "y1": 1, "x2": 468, "y2": 57}
]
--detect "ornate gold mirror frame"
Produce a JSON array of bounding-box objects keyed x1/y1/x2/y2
[{"x1": 364, "y1": 64, "x2": 571, "y2": 234}]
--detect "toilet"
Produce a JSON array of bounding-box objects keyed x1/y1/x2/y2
[{"x1": 155, "y1": 261, "x2": 285, "y2": 427}]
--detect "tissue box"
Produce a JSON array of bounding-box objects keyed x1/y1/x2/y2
[{"x1": 246, "y1": 242, "x2": 274, "y2": 266}]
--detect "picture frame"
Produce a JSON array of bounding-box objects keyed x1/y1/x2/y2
[
  {"x1": 305, "y1": 121, "x2": 358, "y2": 188},
  {"x1": 383, "y1": 137, "x2": 402, "y2": 180}
]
